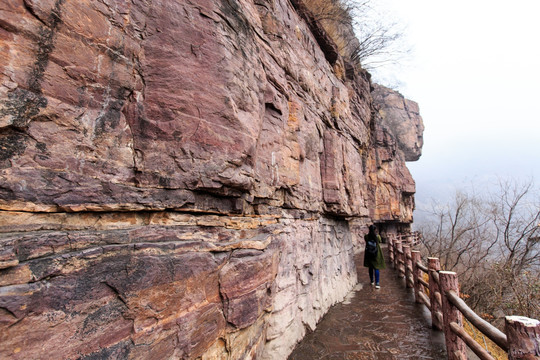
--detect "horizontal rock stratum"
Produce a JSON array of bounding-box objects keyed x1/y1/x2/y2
[{"x1": 0, "y1": 0, "x2": 423, "y2": 359}]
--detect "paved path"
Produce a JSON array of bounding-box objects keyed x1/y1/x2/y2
[{"x1": 289, "y1": 248, "x2": 447, "y2": 360}]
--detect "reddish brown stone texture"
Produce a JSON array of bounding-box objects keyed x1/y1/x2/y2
[
  {"x1": 0, "y1": 0, "x2": 423, "y2": 358},
  {"x1": 372, "y1": 84, "x2": 425, "y2": 162},
  {"x1": 0, "y1": 226, "x2": 275, "y2": 359},
  {"x1": 220, "y1": 249, "x2": 279, "y2": 329},
  {"x1": 0, "y1": 0, "x2": 421, "y2": 220}
]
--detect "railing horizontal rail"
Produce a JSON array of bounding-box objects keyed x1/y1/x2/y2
[
  {"x1": 434, "y1": 292, "x2": 442, "y2": 307},
  {"x1": 449, "y1": 322, "x2": 495, "y2": 360},
  {"x1": 446, "y1": 290, "x2": 508, "y2": 351},
  {"x1": 434, "y1": 311, "x2": 443, "y2": 329},
  {"x1": 407, "y1": 276, "x2": 414, "y2": 288},
  {"x1": 418, "y1": 292, "x2": 431, "y2": 310},
  {"x1": 431, "y1": 271, "x2": 439, "y2": 285},
  {"x1": 418, "y1": 277, "x2": 429, "y2": 289},
  {"x1": 416, "y1": 262, "x2": 428, "y2": 273}
]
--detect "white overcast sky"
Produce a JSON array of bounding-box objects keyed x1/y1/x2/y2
[{"x1": 369, "y1": 0, "x2": 540, "y2": 209}]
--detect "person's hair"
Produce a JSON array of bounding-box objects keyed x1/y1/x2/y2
[{"x1": 367, "y1": 224, "x2": 377, "y2": 242}]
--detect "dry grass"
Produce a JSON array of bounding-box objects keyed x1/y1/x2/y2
[
  {"x1": 422, "y1": 272, "x2": 430, "y2": 296},
  {"x1": 463, "y1": 319, "x2": 508, "y2": 360}
]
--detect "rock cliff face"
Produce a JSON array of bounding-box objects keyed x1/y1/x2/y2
[
  {"x1": 0, "y1": 0, "x2": 423, "y2": 359},
  {"x1": 372, "y1": 84, "x2": 424, "y2": 162}
]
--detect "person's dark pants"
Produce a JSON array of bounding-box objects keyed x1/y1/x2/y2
[{"x1": 369, "y1": 266, "x2": 380, "y2": 284}]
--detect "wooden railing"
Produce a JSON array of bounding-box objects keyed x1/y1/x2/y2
[{"x1": 386, "y1": 233, "x2": 540, "y2": 360}]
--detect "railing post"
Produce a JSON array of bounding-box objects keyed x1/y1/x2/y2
[
  {"x1": 411, "y1": 250, "x2": 422, "y2": 303},
  {"x1": 439, "y1": 271, "x2": 467, "y2": 360},
  {"x1": 505, "y1": 316, "x2": 540, "y2": 359},
  {"x1": 388, "y1": 235, "x2": 394, "y2": 266},
  {"x1": 403, "y1": 245, "x2": 412, "y2": 288},
  {"x1": 395, "y1": 241, "x2": 403, "y2": 277},
  {"x1": 428, "y1": 257, "x2": 443, "y2": 331}
]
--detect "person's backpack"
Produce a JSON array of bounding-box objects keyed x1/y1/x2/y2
[{"x1": 366, "y1": 237, "x2": 378, "y2": 256}]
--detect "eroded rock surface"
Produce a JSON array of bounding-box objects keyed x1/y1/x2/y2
[
  {"x1": 372, "y1": 84, "x2": 425, "y2": 162},
  {"x1": 0, "y1": 0, "x2": 423, "y2": 358}
]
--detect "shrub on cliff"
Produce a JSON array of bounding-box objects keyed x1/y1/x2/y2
[{"x1": 303, "y1": 0, "x2": 408, "y2": 71}]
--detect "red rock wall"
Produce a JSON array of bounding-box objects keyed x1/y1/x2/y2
[
  {"x1": 372, "y1": 84, "x2": 424, "y2": 162},
  {"x1": 0, "y1": 0, "x2": 422, "y2": 359}
]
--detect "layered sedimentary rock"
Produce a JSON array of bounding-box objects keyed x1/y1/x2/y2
[
  {"x1": 0, "y1": 0, "x2": 423, "y2": 359},
  {"x1": 372, "y1": 83, "x2": 425, "y2": 162}
]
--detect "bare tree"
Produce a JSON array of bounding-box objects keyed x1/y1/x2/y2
[
  {"x1": 417, "y1": 178, "x2": 540, "y2": 321},
  {"x1": 418, "y1": 190, "x2": 495, "y2": 274},
  {"x1": 302, "y1": 0, "x2": 409, "y2": 71},
  {"x1": 489, "y1": 178, "x2": 540, "y2": 273},
  {"x1": 348, "y1": 3, "x2": 410, "y2": 71}
]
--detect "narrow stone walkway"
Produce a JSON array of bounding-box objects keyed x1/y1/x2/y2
[{"x1": 288, "y1": 248, "x2": 447, "y2": 359}]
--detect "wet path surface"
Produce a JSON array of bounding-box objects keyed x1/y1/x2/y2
[{"x1": 289, "y1": 249, "x2": 447, "y2": 359}]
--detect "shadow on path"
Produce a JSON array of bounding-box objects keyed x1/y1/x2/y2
[{"x1": 289, "y1": 248, "x2": 447, "y2": 359}]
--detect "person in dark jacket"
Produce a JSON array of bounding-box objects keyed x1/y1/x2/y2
[{"x1": 363, "y1": 224, "x2": 386, "y2": 289}]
